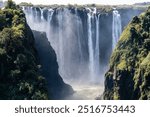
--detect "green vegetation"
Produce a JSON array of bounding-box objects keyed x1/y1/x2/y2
[
  {"x1": 19, "y1": 2, "x2": 33, "y2": 7},
  {"x1": 0, "y1": 0, "x2": 48, "y2": 99},
  {"x1": 104, "y1": 7, "x2": 150, "y2": 100},
  {"x1": 18, "y1": 2, "x2": 149, "y2": 14}
]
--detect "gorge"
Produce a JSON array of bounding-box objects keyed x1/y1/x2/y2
[
  {"x1": 0, "y1": 0, "x2": 149, "y2": 100},
  {"x1": 21, "y1": 4, "x2": 146, "y2": 99}
]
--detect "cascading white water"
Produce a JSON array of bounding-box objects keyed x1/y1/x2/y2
[
  {"x1": 46, "y1": 9, "x2": 54, "y2": 42},
  {"x1": 112, "y1": 9, "x2": 122, "y2": 50},
  {"x1": 23, "y1": 7, "x2": 100, "y2": 82},
  {"x1": 87, "y1": 8, "x2": 101, "y2": 82},
  {"x1": 87, "y1": 9, "x2": 95, "y2": 81},
  {"x1": 22, "y1": 6, "x2": 103, "y2": 99},
  {"x1": 57, "y1": 8, "x2": 65, "y2": 77},
  {"x1": 95, "y1": 14, "x2": 100, "y2": 76},
  {"x1": 48, "y1": 9, "x2": 54, "y2": 22},
  {"x1": 75, "y1": 8, "x2": 83, "y2": 63},
  {"x1": 40, "y1": 8, "x2": 44, "y2": 21}
]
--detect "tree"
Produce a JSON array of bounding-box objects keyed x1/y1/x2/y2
[{"x1": 5, "y1": 0, "x2": 16, "y2": 9}]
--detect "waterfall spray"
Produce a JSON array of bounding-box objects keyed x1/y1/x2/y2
[
  {"x1": 40, "y1": 8, "x2": 45, "y2": 21},
  {"x1": 95, "y1": 14, "x2": 100, "y2": 75},
  {"x1": 48, "y1": 9, "x2": 54, "y2": 22},
  {"x1": 87, "y1": 9, "x2": 95, "y2": 81},
  {"x1": 57, "y1": 8, "x2": 65, "y2": 76},
  {"x1": 75, "y1": 8, "x2": 83, "y2": 63},
  {"x1": 112, "y1": 9, "x2": 122, "y2": 50},
  {"x1": 87, "y1": 8, "x2": 101, "y2": 82},
  {"x1": 23, "y1": 6, "x2": 101, "y2": 84},
  {"x1": 46, "y1": 9, "x2": 54, "y2": 42}
]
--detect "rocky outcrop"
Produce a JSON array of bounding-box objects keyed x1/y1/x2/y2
[
  {"x1": 104, "y1": 7, "x2": 150, "y2": 100},
  {"x1": 33, "y1": 31, "x2": 74, "y2": 99}
]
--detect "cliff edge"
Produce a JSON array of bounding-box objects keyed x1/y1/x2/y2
[{"x1": 104, "y1": 7, "x2": 150, "y2": 100}]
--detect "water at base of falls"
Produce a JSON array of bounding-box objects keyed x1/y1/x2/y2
[
  {"x1": 63, "y1": 75, "x2": 104, "y2": 100},
  {"x1": 64, "y1": 84, "x2": 104, "y2": 100}
]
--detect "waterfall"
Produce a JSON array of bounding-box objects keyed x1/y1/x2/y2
[
  {"x1": 87, "y1": 8, "x2": 100, "y2": 82},
  {"x1": 95, "y1": 14, "x2": 100, "y2": 75},
  {"x1": 21, "y1": 5, "x2": 144, "y2": 99},
  {"x1": 46, "y1": 9, "x2": 54, "y2": 46},
  {"x1": 34, "y1": 7, "x2": 38, "y2": 23},
  {"x1": 48, "y1": 9, "x2": 54, "y2": 22},
  {"x1": 75, "y1": 8, "x2": 83, "y2": 63},
  {"x1": 57, "y1": 8, "x2": 65, "y2": 77},
  {"x1": 87, "y1": 9, "x2": 95, "y2": 80},
  {"x1": 112, "y1": 9, "x2": 122, "y2": 50},
  {"x1": 22, "y1": 6, "x2": 101, "y2": 84},
  {"x1": 40, "y1": 8, "x2": 44, "y2": 21}
]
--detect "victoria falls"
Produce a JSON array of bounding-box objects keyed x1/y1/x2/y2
[{"x1": 0, "y1": 0, "x2": 150, "y2": 100}]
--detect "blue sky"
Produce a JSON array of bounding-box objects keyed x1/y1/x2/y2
[{"x1": 3, "y1": 0, "x2": 150, "y2": 5}]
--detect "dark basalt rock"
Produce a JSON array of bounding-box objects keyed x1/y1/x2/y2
[{"x1": 33, "y1": 30, "x2": 74, "y2": 99}]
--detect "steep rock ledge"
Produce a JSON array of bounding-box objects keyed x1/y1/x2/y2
[
  {"x1": 33, "y1": 31, "x2": 74, "y2": 99},
  {"x1": 103, "y1": 7, "x2": 150, "y2": 100}
]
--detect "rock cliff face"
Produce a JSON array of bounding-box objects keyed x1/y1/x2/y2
[
  {"x1": 33, "y1": 31, "x2": 73, "y2": 99},
  {"x1": 104, "y1": 7, "x2": 150, "y2": 100}
]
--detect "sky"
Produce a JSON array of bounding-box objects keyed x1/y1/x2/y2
[{"x1": 2, "y1": 0, "x2": 150, "y2": 5}]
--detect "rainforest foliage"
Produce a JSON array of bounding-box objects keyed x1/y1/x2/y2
[
  {"x1": 104, "y1": 7, "x2": 150, "y2": 100},
  {"x1": 0, "y1": 0, "x2": 48, "y2": 99}
]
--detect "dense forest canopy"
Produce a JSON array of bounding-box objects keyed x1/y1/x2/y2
[
  {"x1": 104, "y1": 6, "x2": 150, "y2": 100},
  {"x1": 0, "y1": 0, "x2": 48, "y2": 99}
]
